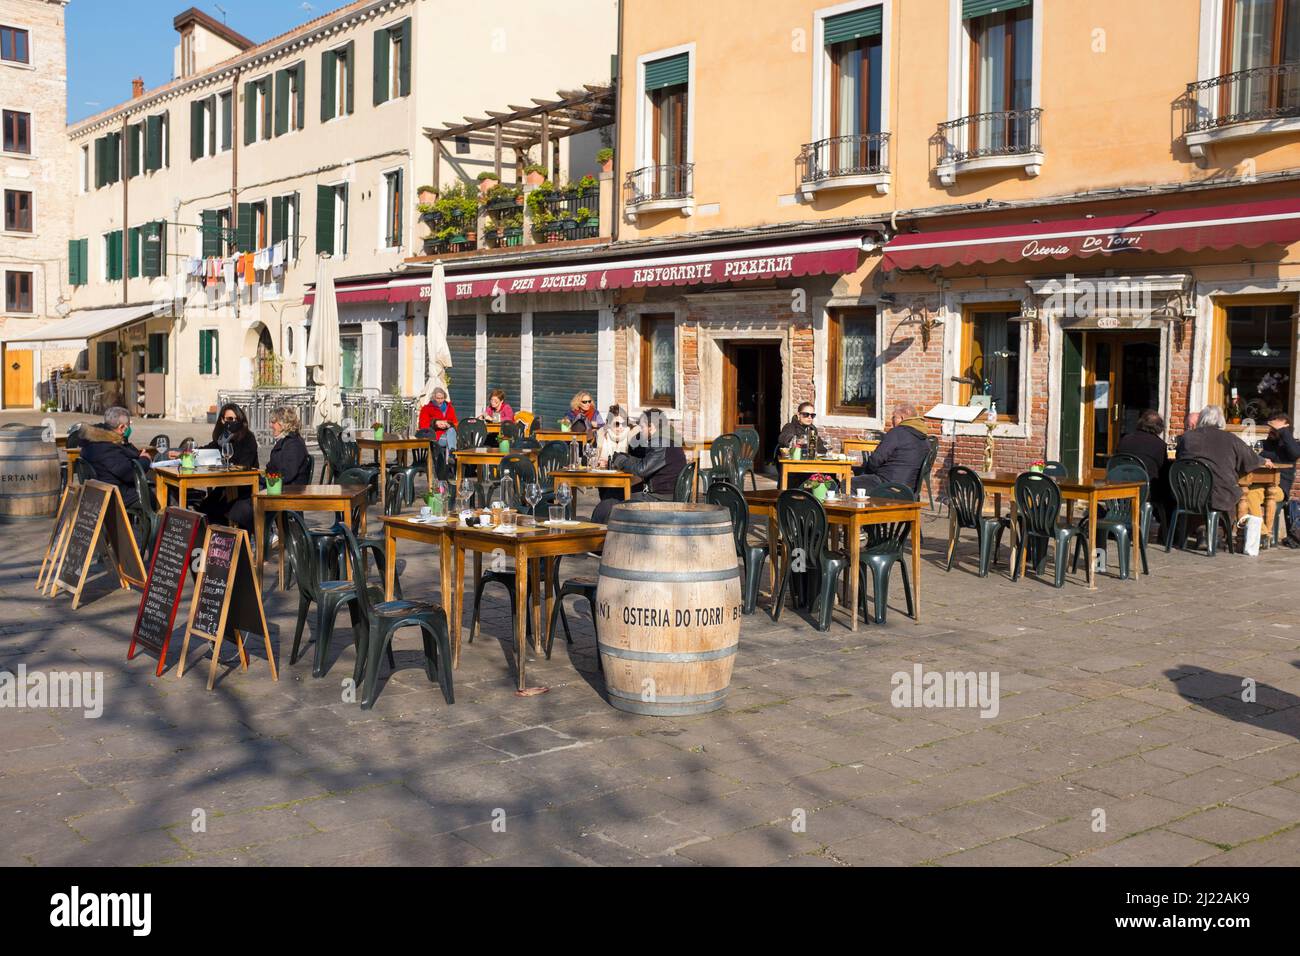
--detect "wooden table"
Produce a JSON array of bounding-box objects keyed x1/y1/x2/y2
[
  {"x1": 745, "y1": 489, "x2": 921, "y2": 631},
  {"x1": 355, "y1": 436, "x2": 433, "y2": 508},
  {"x1": 534, "y1": 430, "x2": 592, "y2": 445},
  {"x1": 154, "y1": 465, "x2": 261, "y2": 511},
  {"x1": 550, "y1": 468, "x2": 634, "y2": 501},
  {"x1": 978, "y1": 472, "x2": 1144, "y2": 590},
  {"x1": 382, "y1": 513, "x2": 457, "y2": 648},
  {"x1": 1240, "y1": 464, "x2": 1285, "y2": 544},
  {"x1": 451, "y1": 518, "x2": 607, "y2": 693},
  {"x1": 777, "y1": 457, "x2": 856, "y2": 491},
  {"x1": 454, "y1": 447, "x2": 539, "y2": 487},
  {"x1": 253, "y1": 483, "x2": 371, "y2": 589}
]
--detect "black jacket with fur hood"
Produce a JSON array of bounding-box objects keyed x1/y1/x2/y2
[{"x1": 77, "y1": 424, "x2": 148, "y2": 507}]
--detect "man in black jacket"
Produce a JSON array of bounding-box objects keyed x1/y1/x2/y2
[
  {"x1": 77, "y1": 406, "x2": 155, "y2": 508},
  {"x1": 851, "y1": 403, "x2": 930, "y2": 494},
  {"x1": 1263, "y1": 412, "x2": 1299, "y2": 541},
  {"x1": 591, "y1": 408, "x2": 686, "y2": 524}
]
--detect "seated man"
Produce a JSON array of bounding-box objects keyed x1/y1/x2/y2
[
  {"x1": 851, "y1": 403, "x2": 930, "y2": 494},
  {"x1": 776, "y1": 402, "x2": 828, "y2": 458},
  {"x1": 1176, "y1": 404, "x2": 1282, "y2": 524},
  {"x1": 77, "y1": 405, "x2": 155, "y2": 508},
  {"x1": 591, "y1": 408, "x2": 686, "y2": 524}
]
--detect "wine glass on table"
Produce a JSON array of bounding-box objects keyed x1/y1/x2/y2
[
  {"x1": 219, "y1": 435, "x2": 233, "y2": 471},
  {"x1": 523, "y1": 481, "x2": 543, "y2": 518},
  {"x1": 555, "y1": 481, "x2": 572, "y2": 520},
  {"x1": 458, "y1": 476, "x2": 477, "y2": 511}
]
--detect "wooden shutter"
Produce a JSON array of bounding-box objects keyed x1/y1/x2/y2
[
  {"x1": 220, "y1": 94, "x2": 231, "y2": 150},
  {"x1": 485, "y1": 315, "x2": 522, "y2": 418},
  {"x1": 315, "y1": 185, "x2": 335, "y2": 255},
  {"x1": 127, "y1": 124, "x2": 142, "y2": 177},
  {"x1": 235, "y1": 203, "x2": 254, "y2": 253},
  {"x1": 963, "y1": 0, "x2": 1030, "y2": 18},
  {"x1": 78, "y1": 239, "x2": 88, "y2": 286},
  {"x1": 127, "y1": 226, "x2": 140, "y2": 278},
  {"x1": 201, "y1": 209, "x2": 220, "y2": 258},
  {"x1": 199, "y1": 330, "x2": 210, "y2": 374},
  {"x1": 445, "y1": 316, "x2": 477, "y2": 417},
  {"x1": 320, "y1": 49, "x2": 337, "y2": 122},
  {"x1": 191, "y1": 99, "x2": 204, "y2": 159},
  {"x1": 107, "y1": 231, "x2": 123, "y2": 281},
  {"x1": 295, "y1": 62, "x2": 306, "y2": 130},
  {"x1": 145, "y1": 114, "x2": 163, "y2": 170},
  {"x1": 243, "y1": 81, "x2": 257, "y2": 145},
  {"x1": 271, "y1": 196, "x2": 287, "y2": 245},
  {"x1": 373, "y1": 27, "x2": 390, "y2": 106},
  {"x1": 344, "y1": 41, "x2": 355, "y2": 113},
  {"x1": 1060, "y1": 331, "x2": 1083, "y2": 475},
  {"x1": 274, "y1": 70, "x2": 290, "y2": 137},
  {"x1": 142, "y1": 221, "x2": 163, "y2": 278},
  {"x1": 94, "y1": 135, "x2": 106, "y2": 188},
  {"x1": 398, "y1": 18, "x2": 412, "y2": 97},
  {"x1": 68, "y1": 239, "x2": 82, "y2": 286},
  {"x1": 108, "y1": 132, "x2": 120, "y2": 183},
  {"x1": 531, "y1": 312, "x2": 599, "y2": 425}
]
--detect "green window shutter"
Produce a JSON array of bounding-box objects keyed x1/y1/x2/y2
[
  {"x1": 108, "y1": 132, "x2": 121, "y2": 183},
  {"x1": 645, "y1": 53, "x2": 688, "y2": 91},
  {"x1": 127, "y1": 125, "x2": 141, "y2": 178},
  {"x1": 261, "y1": 78, "x2": 273, "y2": 140},
  {"x1": 93, "y1": 136, "x2": 105, "y2": 188},
  {"x1": 373, "y1": 27, "x2": 390, "y2": 106},
  {"x1": 1059, "y1": 331, "x2": 1083, "y2": 476},
  {"x1": 199, "y1": 329, "x2": 210, "y2": 374},
  {"x1": 68, "y1": 239, "x2": 81, "y2": 286},
  {"x1": 127, "y1": 226, "x2": 140, "y2": 278},
  {"x1": 962, "y1": 0, "x2": 1031, "y2": 18},
  {"x1": 825, "y1": 7, "x2": 883, "y2": 45},
  {"x1": 398, "y1": 19, "x2": 412, "y2": 97},
  {"x1": 274, "y1": 69, "x2": 290, "y2": 137},
  {"x1": 78, "y1": 239, "x2": 88, "y2": 286},
  {"x1": 148, "y1": 333, "x2": 167, "y2": 374},
  {"x1": 291, "y1": 191, "x2": 300, "y2": 255},
  {"x1": 142, "y1": 222, "x2": 163, "y2": 278},
  {"x1": 320, "y1": 49, "x2": 336, "y2": 122},
  {"x1": 107, "y1": 231, "x2": 123, "y2": 281},
  {"x1": 145, "y1": 114, "x2": 163, "y2": 171},
  {"x1": 191, "y1": 100, "x2": 204, "y2": 159},
  {"x1": 316, "y1": 184, "x2": 335, "y2": 255},
  {"x1": 201, "y1": 209, "x2": 220, "y2": 258},
  {"x1": 243, "y1": 81, "x2": 257, "y2": 145},
  {"x1": 235, "y1": 202, "x2": 254, "y2": 253},
  {"x1": 271, "y1": 196, "x2": 286, "y2": 245},
  {"x1": 344, "y1": 41, "x2": 355, "y2": 113},
  {"x1": 295, "y1": 62, "x2": 307, "y2": 130}
]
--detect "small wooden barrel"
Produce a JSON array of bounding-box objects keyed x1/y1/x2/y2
[
  {"x1": 0, "y1": 424, "x2": 61, "y2": 522},
  {"x1": 596, "y1": 502, "x2": 743, "y2": 716}
]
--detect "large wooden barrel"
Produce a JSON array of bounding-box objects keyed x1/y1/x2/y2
[
  {"x1": 0, "y1": 424, "x2": 61, "y2": 522},
  {"x1": 596, "y1": 502, "x2": 743, "y2": 716}
]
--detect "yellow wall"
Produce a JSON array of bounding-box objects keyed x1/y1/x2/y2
[{"x1": 617, "y1": 0, "x2": 1300, "y2": 238}]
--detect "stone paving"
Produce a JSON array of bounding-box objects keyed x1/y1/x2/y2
[{"x1": 2, "y1": 466, "x2": 1299, "y2": 866}]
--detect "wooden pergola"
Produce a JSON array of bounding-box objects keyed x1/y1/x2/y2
[{"x1": 423, "y1": 84, "x2": 614, "y2": 187}]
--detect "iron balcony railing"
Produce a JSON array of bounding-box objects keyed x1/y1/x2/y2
[
  {"x1": 1186, "y1": 61, "x2": 1300, "y2": 133},
  {"x1": 624, "y1": 163, "x2": 693, "y2": 207},
  {"x1": 798, "y1": 132, "x2": 891, "y2": 184},
  {"x1": 936, "y1": 107, "x2": 1042, "y2": 165}
]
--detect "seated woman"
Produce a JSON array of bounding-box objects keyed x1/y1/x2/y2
[
  {"x1": 482, "y1": 389, "x2": 515, "y2": 424},
  {"x1": 563, "y1": 390, "x2": 604, "y2": 432},
  {"x1": 594, "y1": 406, "x2": 633, "y2": 502},
  {"x1": 417, "y1": 386, "x2": 459, "y2": 449},
  {"x1": 227, "y1": 406, "x2": 311, "y2": 530},
  {"x1": 776, "y1": 402, "x2": 829, "y2": 458},
  {"x1": 591, "y1": 408, "x2": 686, "y2": 524},
  {"x1": 193, "y1": 402, "x2": 259, "y2": 524}
]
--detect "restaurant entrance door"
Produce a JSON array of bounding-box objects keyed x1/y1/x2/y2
[
  {"x1": 1083, "y1": 331, "x2": 1160, "y2": 477},
  {"x1": 722, "y1": 340, "x2": 782, "y2": 465}
]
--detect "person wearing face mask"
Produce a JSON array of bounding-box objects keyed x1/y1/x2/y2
[
  {"x1": 190, "y1": 402, "x2": 259, "y2": 524},
  {"x1": 77, "y1": 405, "x2": 155, "y2": 508}
]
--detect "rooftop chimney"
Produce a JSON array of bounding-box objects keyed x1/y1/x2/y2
[{"x1": 132, "y1": 77, "x2": 145, "y2": 99}]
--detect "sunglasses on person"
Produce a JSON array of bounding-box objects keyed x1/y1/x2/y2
[
  {"x1": 581, "y1": 399, "x2": 593, "y2": 405},
  {"x1": 800, "y1": 411, "x2": 816, "y2": 419},
  {"x1": 222, "y1": 416, "x2": 238, "y2": 424}
]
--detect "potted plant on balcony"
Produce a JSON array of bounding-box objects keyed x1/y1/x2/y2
[
  {"x1": 569, "y1": 175, "x2": 599, "y2": 199},
  {"x1": 575, "y1": 206, "x2": 596, "y2": 230},
  {"x1": 597, "y1": 148, "x2": 613, "y2": 173},
  {"x1": 476, "y1": 171, "x2": 500, "y2": 197},
  {"x1": 524, "y1": 163, "x2": 547, "y2": 187}
]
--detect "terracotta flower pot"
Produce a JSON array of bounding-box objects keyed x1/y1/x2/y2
[
  {"x1": 601, "y1": 159, "x2": 613, "y2": 174},
  {"x1": 526, "y1": 171, "x2": 545, "y2": 186}
]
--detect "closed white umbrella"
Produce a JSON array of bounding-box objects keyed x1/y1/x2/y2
[
  {"x1": 305, "y1": 255, "x2": 342, "y2": 424},
  {"x1": 419, "y1": 260, "x2": 453, "y2": 405}
]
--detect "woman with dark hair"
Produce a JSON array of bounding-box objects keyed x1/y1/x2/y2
[
  {"x1": 590, "y1": 408, "x2": 686, "y2": 523},
  {"x1": 1115, "y1": 409, "x2": 1168, "y2": 480},
  {"x1": 196, "y1": 402, "x2": 259, "y2": 524}
]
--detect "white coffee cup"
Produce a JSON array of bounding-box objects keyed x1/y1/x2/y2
[
  {"x1": 825, "y1": 490, "x2": 838, "y2": 501},
  {"x1": 853, "y1": 488, "x2": 867, "y2": 499},
  {"x1": 419, "y1": 506, "x2": 432, "y2": 519}
]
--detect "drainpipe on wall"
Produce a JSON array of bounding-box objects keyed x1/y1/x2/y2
[
  {"x1": 612, "y1": 0, "x2": 624, "y2": 245},
  {"x1": 231, "y1": 70, "x2": 241, "y2": 329},
  {"x1": 121, "y1": 113, "x2": 130, "y2": 306}
]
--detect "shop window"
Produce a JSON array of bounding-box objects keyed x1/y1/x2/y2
[
  {"x1": 148, "y1": 333, "x2": 168, "y2": 374},
  {"x1": 960, "y1": 306, "x2": 1021, "y2": 421},
  {"x1": 828, "y1": 307, "x2": 878, "y2": 417},
  {"x1": 640, "y1": 314, "x2": 676, "y2": 406},
  {"x1": 1214, "y1": 297, "x2": 1295, "y2": 418},
  {"x1": 96, "y1": 341, "x2": 117, "y2": 380}
]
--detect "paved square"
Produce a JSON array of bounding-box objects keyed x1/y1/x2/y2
[{"x1": 2, "y1": 488, "x2": 1298, "y2": 867}]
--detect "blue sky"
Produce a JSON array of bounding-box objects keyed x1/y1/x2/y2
[{"x1": 67, "y1": 1, "x2": 318, "y2": 123}]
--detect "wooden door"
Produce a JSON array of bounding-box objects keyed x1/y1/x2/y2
[
  {"x1": 1083, "y1": 332, "x2": 1160, "y2": 476},
  {"x1": 3, "y1": 348, "x2": 33, "y2": 408}
]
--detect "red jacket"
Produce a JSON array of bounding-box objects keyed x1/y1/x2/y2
[{"x1": 419, "y1": 400, "x2": 459, "y2": 440}]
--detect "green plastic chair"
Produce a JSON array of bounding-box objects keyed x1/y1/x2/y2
[
  {"x1": 492, "y1": 452, "x2": 538, "y2": 507},
  {"x1": 470, "y1": 493, "x2": 571, "y2": 647},
  {"x1": 1164, "y1": 458, "x2": 1234, "y2": 556},
  {"x1": 127, "y1": 459, "x2": 161, "y2": 556},
  {"x1": 332, "y1": 523, "x2": 453, "y2": 710},
  {"x1": 772, "y1": 488, "x2": 846, "y2": 632},
  {"x1": 1071, "y1": 461, "x2": 1147, "y2": 580},
  {"x1": 1011, "y1": 472, "x2": 1082, "y2": 588},
  {"x1": 703, "y1": 434, "x2": 742, "y2": 495},
  {"x1": 536, "y1": 441, "x2": 570, "y2": 489},
  {"x1": 734, "y1": 425, "x2": 760, "y2": 491},
  {"x1": 456, "y1": 418, "x2": 489, "y2": 450},
  {"x1": 673, "y1": 462, "x2": 697, "y2": 503},
  {"x1": 707, "y1": 480, "x2": 769, "y2": 615},
  {"x1": 945, "y1": 466, "x2": 1009, "y2": 577},
  {"x1": 857, "y1": 481, "x2": 916, "y2": 625}
]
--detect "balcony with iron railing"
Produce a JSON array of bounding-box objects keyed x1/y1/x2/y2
[
  {"x1": 623, "y1": 163, "x2": 694, "y2": 220},
  {"x1": 933, "y1": 107, "x2": 1043, "y2": 185},
  {"x1": 797, "y1": 132, "x2": 891, "y2": 198},
  {"x1": 1185, "y1": 61, "x2": 1300, "y2": 157}
]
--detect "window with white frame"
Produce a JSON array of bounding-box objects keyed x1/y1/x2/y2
[
  {"x1": 633, "y1": 48, "x2": 694, "y2": 202},
  {"x1": 382, "y1": 169, "x2": 403, "y2": 249},
  {"x1": 815, "y1": 3, "x2": 888, "y2": 178},
  {"x1": 1218, "y1": 0, "x2": 1300, "y2": 117},
  {"x1": 827, "y1": 306, "x2": 879, "y2": 417}
]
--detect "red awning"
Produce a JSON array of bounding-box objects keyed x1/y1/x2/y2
[
  {"x1": 302, "y1": 282, "x2": 391, "y2": 306},
  {"x1": 881, "y1": 197, "x2": 1300, "y2": 271},
  {"x1": 386, "y1": 236, "x2": 865, "y2": 303}
]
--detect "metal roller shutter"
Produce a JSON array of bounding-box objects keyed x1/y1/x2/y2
[
  {"x1": 531, "y1": 311, "x2": 598, "y2": 427},
  {"x1": 486, "y1": 315, "x2": 522, "y2": 417},
  {"x1": 445, "y1": 316, "x2": 476, "y2": 420}
]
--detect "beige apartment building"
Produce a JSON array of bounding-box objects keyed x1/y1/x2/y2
[
  {"x1": 10, "y1": 0, "x2": 616, "y2": 420},
  {"x1": 325, "y1": 0, "x2": 1300, "y2": 486},
  {"x1": 0, "y1": 0, "x2": 72, "y2": 409}
]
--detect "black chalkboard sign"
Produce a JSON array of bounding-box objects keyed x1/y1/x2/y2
[
  {"x1": 179, "y1": 525, "x2": 276, "y2": 691},
  {"x1": 38, "y1": 483, "x2": 81, "y2": 591},
  {"x1": 129, "y1": 507, "x2": 204, "y2": 676},
  {"x1": 51, "y1": 480, "x2": 146, "y2": 608}
]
